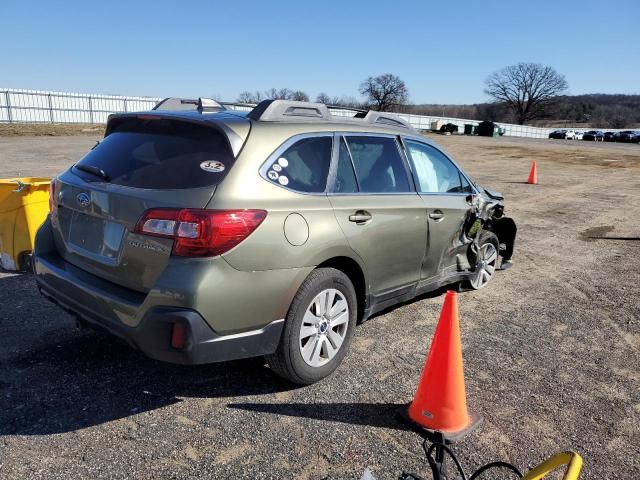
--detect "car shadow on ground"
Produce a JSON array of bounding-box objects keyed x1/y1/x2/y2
[
  {"x1": 228, "y1": 402, "x2": 408, "y2": 431},
  {"x1": 0, "y1": 273, "x2": 298, "y2": 436},
  {"x1": 0, "y1": 333, "x2": 298, "y2": 436},
  {"x1": 0, "y1": 274, "x2": 454, "y2": 437}
]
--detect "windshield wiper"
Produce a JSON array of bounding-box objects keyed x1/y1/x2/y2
[{"x1": 75, "y1": 164, "x2": 110, "y2": 181}]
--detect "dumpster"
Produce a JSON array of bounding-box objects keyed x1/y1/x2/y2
[
  {"x1": 464, "y1": 124, "x2": 477, "y2": 135},
  {"x1": 477, "y1": 120, "x2": 501, "y2": 137},
  {"x1": 0, "y1": 178, "x2": 51, "y2": 271}
]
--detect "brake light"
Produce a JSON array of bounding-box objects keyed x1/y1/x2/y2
[
  {"x1": 49, "y1": 179, "x2": 58, "y2": 217},
  {"x1": 134, "y1": 209, "x2": 267, "y2": 257}
]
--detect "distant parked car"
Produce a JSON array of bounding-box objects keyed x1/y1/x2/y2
[
  {"x1": 631, "y1": 132, "x2": 640, "y2": 143},
  {"x1": 603, "y1": 132, "x2": 618, "y2": 142},
  {"x1": 563, "y1": 130, "x2": 579, "y2": 140},
  {"x1": 573, "y1": 131, "x2": 584, "y2": 140},
  {"x1": 617, "y1": 131, "x2": 638, "y2": 143},
  {"x1": 549, "y1": 129, "x2": 568, "y2": 139},
  {"x1": 582, "y1": 130, "x2": 604, "y2": 141}
]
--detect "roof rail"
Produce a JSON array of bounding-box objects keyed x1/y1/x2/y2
[
  {"x1": 363, "y1": 111, "x2": 412, "y2": 129},
  {"x1": 248, "y1": 100, "x2": 331, "y2": 121},
  {"x1": 153, "y1": 97, "x2": 226, "y2": 112},
  {"x1": 247, "y1": 99, "x2": 413, "y2": 130}
]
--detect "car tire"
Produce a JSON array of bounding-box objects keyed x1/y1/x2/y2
[
  {"x1": 266, "y1": 267, "x2": 357, "y2": 385},
  {"x1": 467, "y1": 231, "x2": 500, "y2": 290}
]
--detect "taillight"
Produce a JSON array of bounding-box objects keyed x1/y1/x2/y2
[
  {"x1": 134, "y1": 209, "x2": 267, "y2": 257},
  {"x1": 49, "y1": 178, "x2": 58, "y2": 216}
]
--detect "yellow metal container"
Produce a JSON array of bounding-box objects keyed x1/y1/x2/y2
[{"x1": 0, "y1": 177, "x2": 51, "y2": 271}]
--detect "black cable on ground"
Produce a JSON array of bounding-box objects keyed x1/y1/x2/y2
[
  {"x1": 424, "y1": 440, "x2": 468, "y2": 480},
  {"x1": 400, "y1": 440, "x2": 523, "y2": 480},
  {"x1": 469, "y1": 461, "x2": 523, "y2": 480}
]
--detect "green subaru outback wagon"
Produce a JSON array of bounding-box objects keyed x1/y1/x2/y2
[{"x1": 34, "y1": 99, "x2": 516, "y2": 384}]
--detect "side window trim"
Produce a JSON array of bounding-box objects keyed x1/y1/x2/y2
[
  {"x1": 326, "y1": 132, "x2": 341, "y2": 193},
  {"x1": 397, "y1": 135, "x2": 420, "y2": 193},
  {"x1": 328, "y1": 132, "x2": 416, "y2": 195},
  {"x1": 259, "y1": 132, "x2": 334, "y2": 195},
  {"x1": 340, "y1": 135, "x2": 361, "y2": 192},
  {"x1": 327, "y1": 133, "x2": 360, "y2": 194},
  {"x1": 401, "y1": 137, "x2": 478, "y2": 195}
]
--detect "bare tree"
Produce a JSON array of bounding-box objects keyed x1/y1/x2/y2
[
  {"x1": 276, "y1": 88, "x2": 293, "y2": 100},
  {"x1": 237, "y1": 91, "x2": 262, "y2": 104},
  {"x1": 263, "y1": 88, "x2": 279, "y2": 100},
  {"x1": 485, "y1": 63, "x2": 568, "y2": 125},
  {"x1": 291, "y1": 90, "x2": 309, "y2": 102},
  {"x1": 315, "y1": 93, "x2": 332, "y2": 104},
  {"x1": 359, "y1": 74, "x2": 409, "y2": 111},
  {"x1": 260, "y1": 88, "x2": 309, "y2": 101}
]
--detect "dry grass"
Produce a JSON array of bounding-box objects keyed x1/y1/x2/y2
[{"x1": 0, "y1": 123, "x2": 104, "y2": 137}]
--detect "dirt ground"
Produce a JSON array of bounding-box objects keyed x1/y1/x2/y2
[
  {"x1": 0, "y1": 123, "x2": 104, "y2": 138},
  {"x1": 0, "y1": 133, "x2": 639, "y2": 479}
]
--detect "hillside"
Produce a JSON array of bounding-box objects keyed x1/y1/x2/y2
[{"x1": 404, "y1": 94, "x2": 640, "y2": 128}]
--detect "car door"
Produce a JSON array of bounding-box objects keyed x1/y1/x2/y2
[
  {"x1": 328, "y1": 133, "x2": 427, "y2": 297},
  {"x1": 402, "y1": 138, "x2": 475, "y2": 283}
]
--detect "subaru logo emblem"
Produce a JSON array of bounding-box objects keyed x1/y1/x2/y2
[{"x1": 76, "y1": 193, "x2": 90, "y2": 207}]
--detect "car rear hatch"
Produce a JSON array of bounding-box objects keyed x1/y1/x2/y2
[{"x1": 50, "y1": 113, "x2": 249, "y2": 293}]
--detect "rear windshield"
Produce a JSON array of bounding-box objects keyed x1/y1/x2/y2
[{"x1": 73, "y1": 117, "x2": 235, "y2": 189}]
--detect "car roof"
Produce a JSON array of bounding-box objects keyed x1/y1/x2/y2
[
  {"x1": 107, "y1": 104, "x2": 426, "y2": 159},
  {"x1": 124, "y1": 101, "x2": 417, "y2": 136}
]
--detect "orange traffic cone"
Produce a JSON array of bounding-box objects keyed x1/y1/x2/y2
[
  {"x1": 527, "y1": 161, "x2": 538, "y2": 184},
  {"x1": 406, "y1": 290, "x2": 480, "y2": 440}
]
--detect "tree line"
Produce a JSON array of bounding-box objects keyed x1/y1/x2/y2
[
  {"x1": 236, "y1": 64, "x2": 639, "y2": 128},
  {"x1": 406, "y1": 94, "x2": 640, "y2": 128},
  {"x1": 237, "y1": 74, "x2": 408, "y2": 112}
]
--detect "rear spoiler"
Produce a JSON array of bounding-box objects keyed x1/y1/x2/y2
[
  {"x1": 104, "y1": 112, "x2": 248, "y2": 157},
  {"x1": 153, "y1": 97, "x2": 226, "y2": 112}
]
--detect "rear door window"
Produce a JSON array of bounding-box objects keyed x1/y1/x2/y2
[
  {"x1": 73, "y1": 117, "x2": 235, "y2": 189},
  {"x1": 263, "y1": 136, "x2": 333, "y2": 193},
  {"x1": 344, "y1": 136, "x2": 411, "y2": 193}
]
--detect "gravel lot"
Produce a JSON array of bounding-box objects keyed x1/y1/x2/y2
[{"x1": 1, "y1": 133, "x2": 639, "y2": 479}]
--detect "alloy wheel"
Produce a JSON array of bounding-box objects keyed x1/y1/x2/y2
[
  {"x1": 298, "y1": 288, "x2": 349, "y2": 367},
  {"x1": 470, "y1": 243, "x2": 498, "y2": 289}
]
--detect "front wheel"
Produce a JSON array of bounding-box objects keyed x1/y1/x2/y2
[
  {"x1": 468, "y1": 231, "x2": 499, "y2": 290},
  {"x1": 266, "y1": 268, "x2": 357, "y2": 385}
]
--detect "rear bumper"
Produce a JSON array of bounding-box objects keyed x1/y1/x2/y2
[
  {"x1": 37, "y1": 275, "x2": 283, "y2": 364},
  {"x1": 33, "y1": 218, "x2": 286, "y2": 365}
]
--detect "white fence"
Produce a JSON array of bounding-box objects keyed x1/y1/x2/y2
[
  {"x1": 0, "y1": 87, "x2": 592, "y2": 139},
  {"x1": 0, "y1": 88, "x2": 160, "y2": 124}
]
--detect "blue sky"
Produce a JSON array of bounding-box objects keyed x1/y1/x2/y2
[{"x1": 2, "y1": 0, "x2": 639, "y2": 104}]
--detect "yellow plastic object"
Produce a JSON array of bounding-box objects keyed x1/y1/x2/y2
[
  {"x1": 523, "y1": 451, "x2": 583, "y2": 480},
  {"x1": 0, "y1": 177, "x2": 51, "y2": 271}
]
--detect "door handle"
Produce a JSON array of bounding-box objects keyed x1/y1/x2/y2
[
  {"x1": 429, "y1": 210, "x2": 445, "y2": 220},
  {"x1": 349, "y1": 210, "x2": 372, "y2": 224}
]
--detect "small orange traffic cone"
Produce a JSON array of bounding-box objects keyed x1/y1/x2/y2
[
  {"x1": 406, "y1": 290, "x2": 480, "y2": 440},
  {"x1": 527, "y1": 161, "x2": 538, "y2": 184}
]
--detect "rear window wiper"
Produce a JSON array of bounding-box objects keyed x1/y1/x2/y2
[{"x1": 75, "y1": 164, "x2": 110, "y2": 181}]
